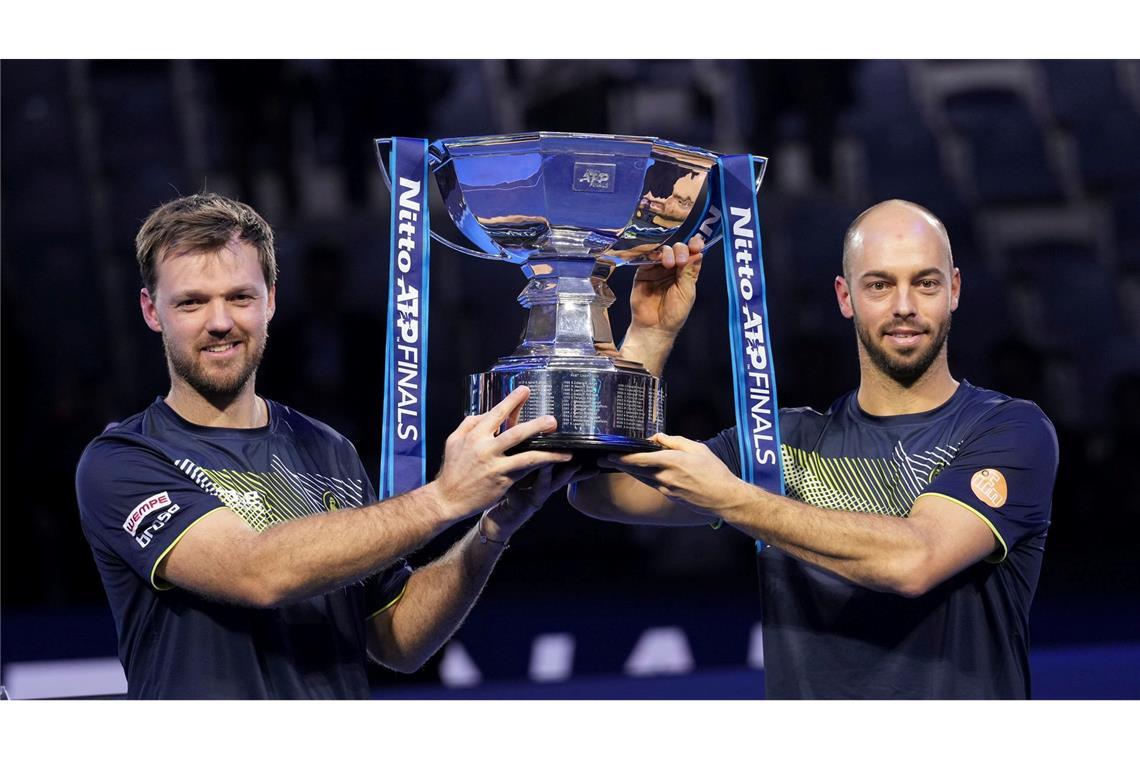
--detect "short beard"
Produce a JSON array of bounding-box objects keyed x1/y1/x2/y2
[
  {"x1": 165, "y1": 331, "x2": 266, "y2": 401},
  {"x1": 855, "y1": 312, "x2": 951, "y2": 388}
]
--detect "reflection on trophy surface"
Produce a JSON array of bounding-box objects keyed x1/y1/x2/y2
[
  {"x1": 637, "y1": 170, "x2": 702, "y2": 228},
  {"x1": 380, "y1": 132, "x2": 722, "y2": 453}
]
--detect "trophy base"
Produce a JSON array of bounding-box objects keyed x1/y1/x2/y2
[
  {"x1": 506, "y1": 434, "x2": 662, "y2": 469},
  {"x1": 468, "y1": 358, "x2": 665, "y2": 455}
]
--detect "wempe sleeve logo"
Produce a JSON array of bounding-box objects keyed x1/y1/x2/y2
[{"x1": 123, "y1": 491, "x2": 172, "y2": 536}]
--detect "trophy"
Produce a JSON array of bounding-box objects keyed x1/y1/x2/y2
[{"x1": 377, "y1": 132, "x2": 728, "y2": 455}]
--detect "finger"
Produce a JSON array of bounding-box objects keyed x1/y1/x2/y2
[
  {"x1": 477, "y1": 386, "x2": 532, "y2": 434},
  {"x1": 684, "y1": 252, "x2": 703, "y2": 279},
  {"x1": 689, "y1": 234, "x2": 705, "y2": 254},
  {"x1": 453, "y1": 413, "x2": 482, "y2": 436},
  {"x1": 598, "y1": 459, "x2": 661, "y2": 487},
  {"x1": 599, "y1": 451, "x2": 670, "y2": 470},
  {"x1": 648, "y1": 432, "x2": 702, "y2": 452},
  {"x1": 659, "y1": 244, "x2": 676, "y2": 269},
  {"x1": 504, "y1": 402, "x2": 523, "y2": 432},
  {"x1": 594, "y1": 340, "x2": 619, "y2": 355},
  {"x1": 504, "y1": 450, "x2": 574, "y2": 475},
  {"x1": 598, "y1": 462, "x2": 656, "y2": 482},
  {"x1": 495, "y1": 413, "x2": 558, "y2": 451},
  {"x1": 672, "y1": 242, "x2": 689, "y2": 268}
]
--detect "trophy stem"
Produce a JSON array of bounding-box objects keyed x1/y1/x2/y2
[
  {"x1": 514, "y1": 257, "x2": 625, "y2": 358},
  {"x1": 466, "y1": 255, "x2": 666, "y2": 455}
]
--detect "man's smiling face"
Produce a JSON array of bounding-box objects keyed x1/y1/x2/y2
[
  {"x1": 837, "y1": 203, "x2": 960, "y2": 387},
  {"x1": 141, "y1": 238, "x2": 275, "y2": 400}
]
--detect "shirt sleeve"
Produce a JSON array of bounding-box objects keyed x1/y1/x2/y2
[
  {"x1": 362, "y1": 562, "x2": 413, "y2": 619},
  {"x1": 348, "y1": 443, "x2": 413, "y2": 620},
  {"x1": 76, "y1": 436, "x2": 229, "y2": 590},
  {"x1": 919, "y1": 399, "x2": 1058, "y2": 562},
  {"x1": 704, "y1": 426, "x2": 742, "y2": 477}
]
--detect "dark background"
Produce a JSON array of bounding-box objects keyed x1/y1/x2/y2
[{"x1": 3, "y1": 60, "x2": 1139, "y2": 695}]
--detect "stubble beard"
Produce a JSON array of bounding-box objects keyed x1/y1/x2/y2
[
  {"x1": 854, "y1": 312, "x2": 951, "y2": 388},
  {"x1": 657, "y1": 203, "x2": 688, "y2": 225},
  {"x1": 165, "y1": 329, "x2": 268, "y2": 401}
]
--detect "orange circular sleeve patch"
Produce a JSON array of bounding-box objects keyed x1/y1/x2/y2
[{"x1": 970, "y1": 469, "x2": 1008, "y2": 508}]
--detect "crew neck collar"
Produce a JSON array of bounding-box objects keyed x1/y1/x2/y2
[
  {"x1": 847, "y1": 380, "x2": 972, "y2": 427},
  {"x1": 153, "y1": 396, "x2": 277, "y2": 438}
]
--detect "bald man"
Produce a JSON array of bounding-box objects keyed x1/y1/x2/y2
[{"x1": 570, "y1": 200, "x2": 1059, "y2": 699}]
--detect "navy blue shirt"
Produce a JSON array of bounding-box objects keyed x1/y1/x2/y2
[
  {"x1": 76, "y1": 398, "x2": 411, "y2": 699},
  {"x1": 706, "y1": 380, "x2": 1058, "y2": 699}
]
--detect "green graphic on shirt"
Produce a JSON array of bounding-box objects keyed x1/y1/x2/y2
[
  {"x1": 782, "y1": 440, "x2": 961, "y2": 517},
  {"x1": 173, "y1": 456, "x2": 365, "y2": 532}
]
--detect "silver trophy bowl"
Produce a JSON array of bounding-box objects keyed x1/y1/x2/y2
[{"x1": 378, "y1": 132, "x2": 721, "y2": 453}]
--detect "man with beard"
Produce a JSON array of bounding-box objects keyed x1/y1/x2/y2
[
  {"x1": 74, "y1": 193, "x2": 583, "y2": 698},
  {"x1": 570, "y1": 199, "x2": 1059, "y2": 698},
  {"x1": 637, "y1": 171, "x2": 702, "y2": 229}
]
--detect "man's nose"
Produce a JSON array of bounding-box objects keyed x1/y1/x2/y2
[
  {"x1": 204, "y1": 300, "x2": 235, "y2": 333},
  {"x1": 892, "y1": 286, "x2": 917, "y2": 318}
]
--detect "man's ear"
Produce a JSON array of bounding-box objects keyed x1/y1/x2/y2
[
  {"x1": 835, "y1": 276, "x2": 855, "y2": 320},
  {"x1": 266, "y1": 285, "x2": 276, "y2": 322},
  {"x1": 140, "y1": 288, "x2": 163, "y2": 333},
  {"x1": 950, "y1": 267, "x2": 961, "y2": 312}
]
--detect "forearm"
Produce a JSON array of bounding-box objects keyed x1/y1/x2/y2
[
  {"x1": 720, "y1": 484, "x2": 930, "y2": 596},
  {"x1": 162, "y1": 387, "x2": 571, "y2": 608},
  {"x1": 619, "y1": 325, "x2": 678, "y2": 377},
  {"x1": 247, "y1": 482, "x2": 457, "y2": 605},
  {"x1": 568, "y1": 473, "x2": 708, "y2": 526},
  {"x1": 567, "y1": 476, "x2": 633, "y2": 522},
  {"x1": 370, "y1": 519, "x2": 506, "y2": 671}
]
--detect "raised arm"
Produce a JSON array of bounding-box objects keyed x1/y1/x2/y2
[
  {"x1": 617, "y1": 236, "x2": 704, "y2": 375},
  {"x1": 570, "y1": 237, "x2": 709, "y2": 526}
]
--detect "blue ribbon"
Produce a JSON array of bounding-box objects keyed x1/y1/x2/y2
[
  {"x1": 380, "y1": 137, "x2": 431, "y2": 499},
  {"x1": 714, "y1": 155, "x2": 785, "y2": 548}
]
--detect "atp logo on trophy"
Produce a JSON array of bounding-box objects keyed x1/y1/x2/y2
[{"x1": 574, "y1": 162, "x2": 618, "y2": 193}]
